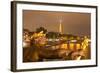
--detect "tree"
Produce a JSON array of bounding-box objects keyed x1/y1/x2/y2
[{"x1": 36, "y1": 27, "x2": 47, "y2": 34}]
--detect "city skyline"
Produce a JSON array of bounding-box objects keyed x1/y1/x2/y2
[{"x1": 23, "y1": 10, "x2": 91, "y2": 36}]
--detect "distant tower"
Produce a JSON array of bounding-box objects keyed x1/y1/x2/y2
[{"x1": 59, "y1": 19, "x2": 62, "y2": 34}]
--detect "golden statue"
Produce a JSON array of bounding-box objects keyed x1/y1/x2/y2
[{"x1": 81, "y1": 36, "x2": 90, "y2": 50}]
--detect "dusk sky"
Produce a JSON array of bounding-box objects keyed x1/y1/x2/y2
[{"x1": 23, "y1": 10, "x2": 91, "y2": 36}]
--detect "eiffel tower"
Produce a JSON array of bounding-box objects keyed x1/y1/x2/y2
[{"x1": 59, "y1": 19, "x2": 62, "y2": 34}]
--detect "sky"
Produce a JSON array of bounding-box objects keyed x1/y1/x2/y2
[{"x1": 23, "y1": 10, "x2": 91, "y2": 36}]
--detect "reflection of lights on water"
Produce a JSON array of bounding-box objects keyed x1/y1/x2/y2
[
  {"x1": 70, "y1": 43, "x2": 74, "y2": 50},
  {"x1": 60, "y1": 43, "x2": 81, "y2": 50},
  {"x1": 76, "y1": 44, "x2": 81, "y2": 50},
  {"x1": 69, "y1": 43, "x2": 81, "y2": 50},
  {"x1": 61, "y1": 44, "x2": 68, "y2": 49}
]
